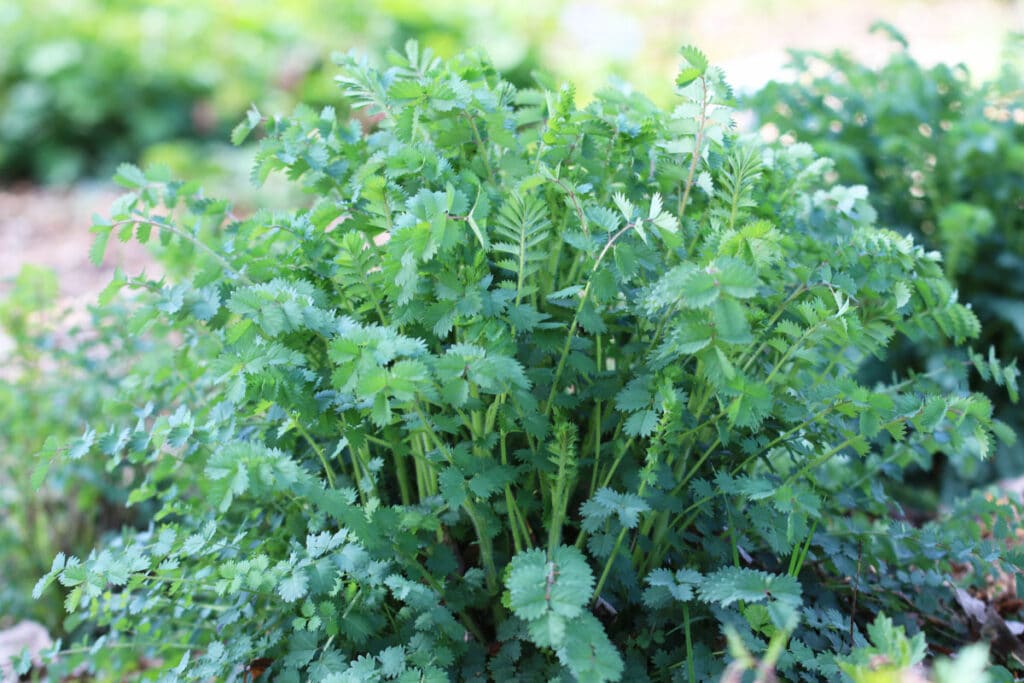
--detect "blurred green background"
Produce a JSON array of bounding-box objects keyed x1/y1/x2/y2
[
  {"x1": 0, "y1": 0, "x2": 1021, "y2": 639},
  {"x1": 1, "y1": 0, "x2": 1020, "y2": 183}
]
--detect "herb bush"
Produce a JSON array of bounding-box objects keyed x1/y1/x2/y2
[
  {"x1": 25, "y1": 43, "x2": 1022, "y2": 681},
  {"x1": 747, "y1": 26, "x2": 1024, "y2": 494}
]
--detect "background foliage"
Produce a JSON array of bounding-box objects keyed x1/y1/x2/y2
[
  {"x1": 2, "y1": 1, "x2": 1017, "y2": 184},
  {"x1": 0, "y1": 0, "x2": 545, "y2": 183},
  {"x1": 748, "y1": 26, "x2": 1024, "y2": 499}
]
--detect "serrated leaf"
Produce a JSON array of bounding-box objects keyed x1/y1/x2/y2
[
  {"x1": 371, "y1": 393, "x2": 392, "y2": 427},
  {"x1": 590, "y1": 488, "x2": 650, "y2": 529},
  {"x1": 708, "y1": 345, "x2": 737, "y2": 382},
  {"x1": 507, "y1": 546, "x2": 594, "y2": 621},
  {"x1": 113, "y1": 163, "x2": 147, "y2": 189},
  {"x1": 726, "y1": 380, "x2": 772, "y2": 429},
  {"x1": 712, "y1": 298, "x2": 752, "y2": 345},
  {"x1": 527, "y1": 612, "x2": 566, "y2": 648},
  {"x1": 557, "y1": 613, "x2": 624, "y2": 682},
  {"x1": 67, "y1": 428, "x2": 96, "y2": 460},
  {"x1": 615, "y1": 376, "x2": 653, "y2": 412},
  {"x1": 306, "y1": 530, "x2": 346, "y2": 559},
  {"x1": 231, "y1": 106, "x2": 263, "y2": 146},
  {"x1": 438, "y1": 467, "x2": 467, "y2": 509},
  {"x1": 625, "y1": 410, "x2": 659, "y2": 438},
  {"x1": 278, "y1": 569, "x2": 309, "y2": 602},
  {"x1": 1003, "y1": 363, "x2": 1020, "y2": 404},
  {"x1": 696, "y1": 170, "x2": 714, "y2": 196},
  {"x1": 859, "y1": 409, "x2": 881, "y2": 438},
  {"x1": 699, "y1": 567, "x2": 802, "y2": 611},
  {"x1": 894, "y1": 281, "x2": 911, "y2": 308},
  {"x1": 680, "y1": 270, "x2": 720, "y2": 308},
  {"x1": 89, "y1": 224, "x2": 112, "y2": 266},
  {"x1": 676, "y1": 46, "x2": 709, "y2": 88},
  {"x1": 715, "y1": 258, "x2": 760, "y2": 298},
  {"x1": 643, "y1": 568, "x2": 703, "y2": 607},
  {"x1": 668, "y1": 315, "x2": 714, "y2": 355},
  {"x1": 648, "y1": 192, "x2": 663, "y2": 221},
  {"x1": 379, "y1": 646, "x2": 407, "y2": 678},
  {"x1": 992, "y1": 419, "x2": 1017, "y2": 446},
  {"x1": 547, "y1": 285, "x2": 584, "y2": 304},
  {"x1": 915, "y1": 396, "x2": 947, "y2": 432},
  {"x1": 32, "y1": 553, "x2": 66, "y2": 599},
  {"x1": 468, "y1": 465, "x2": 514, "y2": 500},
  {"x1": 612, "y1": 192, "x2": 636, "y2": 221}
]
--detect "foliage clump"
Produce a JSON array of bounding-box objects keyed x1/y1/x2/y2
[
  {"x1": 748, "y1": 25, "x2": 1024, "y2": 494},
  {"x1": 23, "y1": 42, "x2": 1022, "y2": 680}
]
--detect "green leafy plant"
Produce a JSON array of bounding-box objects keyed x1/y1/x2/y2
[
  {"x1": 25, "y1": 42, "x2": 1022, "y2": 680},
  {"x1": 747, "y1": 25, "x2": 1024, "y2": 495}
]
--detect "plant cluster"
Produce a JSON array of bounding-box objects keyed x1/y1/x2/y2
[
  {"x1": 16, "y1": 43, "x2": 1024, "y2": 681},
  {"x1": 747, "y1": 25, "x2": 1024, "y2": 495}
]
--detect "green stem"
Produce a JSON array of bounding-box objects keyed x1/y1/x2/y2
[
  {"x1": 684, "y1": 603, "x2": 696, "y2": 683},
  {"x1": 57, "y1": 641, "x2": 193, "y2": 656},
  {"x1": 465, "y1": 497, "x2": 500, "y2": 593},
  {"x1": 358, "y1": 441, "x2": 379, "y2": 499},
  {"x1": 501, "y1": 429, "x2": 529, "y2": 553},
  {"x1": 598, "y1": 437, "x2": 635, "y2": 490},
  {"x1": 738, "y1": 284, "x2": 808, "y2": 373},
  {"x1": 652, "y1": 402, "x2": 843, "y2": 567},
  {"x1": 292, "y1": 415, "x2": 336, "y2": 489},
  {"x1": 547, "y1": 424, "x2": 577, "y2": 553},
  {"x1": 484, "y1": 394, "x2": 503, "y2": 435},
  {"x1": 725, "y1": 497, "x2": 741, "y2": 568},
  {"x1": 410, "y1": 435, "x2": 427, "y2": 500},
  {"x1": 413, "y1": 400, "x2": 499, "y2": 593},
  {"x1": 588, "y1": 403, "x2": 603, "y2": 490},
  {"x1": 116, "y1": 216, "x2": 251, "y2": 285},
  {"x1": 545, "y1": 223, "x2": 635, "y2": 416},
  {"x1": 593, "y1": 466, "x2": 651, "y2": 603},
  {"x1": 544, "y1": 283, "x2": 589, "y2": 415},
  {"x1": 672, "y1": 415, "x2": 907, "y2": 542},
  {"x1": 393, "y1": 449, "x2": 412, "y2": 507},
  {"x1": 781, "y1": 422, "x2": 901, "y2": 490},
  {"x1": 548, "y1": 177, "x2": 590, "y2": 238},
  {"x1": 671, "y1": 437, "x2": 719, "y2": 497},
  {"x1": 678, "y1": 77, "x2": 709, "y2": 222},
  {"x1": 465, "y1": 113, "x2": 495, "y2": 183},
  {"x1": 588, "y1": 336, "x2": 604, "y2": 498},
  {"x1": 641, "y1": 435, "x2": 720, "y2": 565},
  {"x1": 544, "y1": 222, "x2": 566, "y2": 299},
  {"x1": 788, "y1": 520, "x2": 818, "y2": 578},
  {"x1": 760, "y1": 318, "x2": 828, "y2": 387},
  {"x1": 644, "y1": 300, "x2": 680, "y2": 357},
  {"x1": 505, "y1": 485, "x2": 525, "y2": 555},
  {"x1": 592, "y1": 525, "x2": 629, "y2": 605}
]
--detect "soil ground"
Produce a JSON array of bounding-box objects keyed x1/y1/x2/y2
[{"x1": 0, "y1": 184, "x2": 148, "y2": 299}]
